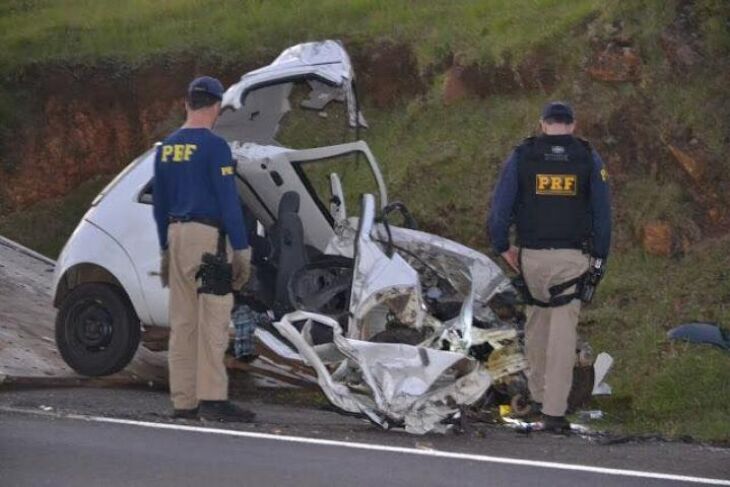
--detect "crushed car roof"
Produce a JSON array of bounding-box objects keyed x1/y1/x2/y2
[
  {"x1": 222, "y1": 40, "x2": 356, "y2": 111},
  {"x1": 215, "y1": 40, "x2": 365, "y2": 145}
]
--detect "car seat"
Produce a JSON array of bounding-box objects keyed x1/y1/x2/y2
[{"x1": 271, "y1": 191, "x2": 309, "y2": 313}]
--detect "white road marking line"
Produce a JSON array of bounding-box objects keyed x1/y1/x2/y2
[{"x1": 3, "y1": 406, "x2": 729, "y2": 485}]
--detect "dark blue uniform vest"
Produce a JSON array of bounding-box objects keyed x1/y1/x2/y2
[{"x1": 514, "y1": 134, "x2": 593, "y2": 250}]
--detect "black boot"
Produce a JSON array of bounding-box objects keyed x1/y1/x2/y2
[
  {"x1": 171, "y1": 407, "x2": 199, "y2": 420},
  {"x1": 542, "y1": 414, "x2": 571, "y2": 433},
  {"x1": 199, "y1": 400, "x2": 256, "y2": 423}
]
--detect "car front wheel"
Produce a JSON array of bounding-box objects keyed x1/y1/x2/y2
[{"x1": 55, "y1": 283, "x2": 141, "y2": 377}]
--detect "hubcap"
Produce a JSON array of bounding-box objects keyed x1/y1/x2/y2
[{"x1": 70, "y1": 300, "x2": 113, "y2": 351}]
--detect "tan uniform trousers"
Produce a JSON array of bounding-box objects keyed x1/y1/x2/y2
[
  {"x1": 168, "y1": 222, "x2": 233, "y2": 410},
  {"x1": 521, "y1": 248, "x2": 589, "y2": 417}
]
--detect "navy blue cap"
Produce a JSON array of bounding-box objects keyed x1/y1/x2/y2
[
  {"x1": 187, "y1": 76, "x2": 224, "y2": 100},
  {"x1": 541, "y1": 101, "x2": 574, "y2": 123}
]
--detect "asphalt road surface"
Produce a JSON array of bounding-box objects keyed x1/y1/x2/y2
[{"x1": 1, "y1": 406, "x2": 728, "y2": 487}]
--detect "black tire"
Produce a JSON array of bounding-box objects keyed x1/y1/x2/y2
[{"x1": 55, "y1": 283, "x2": 141, "y2": 377}]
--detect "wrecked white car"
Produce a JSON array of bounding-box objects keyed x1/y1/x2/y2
[{"x1": 53, "y1": 41, "x2": 608, "y2": 433}]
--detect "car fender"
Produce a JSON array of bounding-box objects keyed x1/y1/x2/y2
[{"x1": 53, "y1": 219, "x2": 153, "y2": 325}]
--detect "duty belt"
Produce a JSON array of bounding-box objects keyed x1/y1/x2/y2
[{"x1": 168, "y1": 215, "x2": 221, "y2": 229}]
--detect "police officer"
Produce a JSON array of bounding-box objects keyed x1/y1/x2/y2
[
  {"x1": 153, "y1": 76, "x2": 254, "y2": 422},
  {"x1": 487, "y1": 101, "x2": 611, "y2": 433}
]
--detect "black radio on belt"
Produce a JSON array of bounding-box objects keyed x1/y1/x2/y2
[{"x1": 196, "y1": 230, "x2": 232, "y2": 296}]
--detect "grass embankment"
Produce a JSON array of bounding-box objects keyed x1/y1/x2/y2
[
  {"x1": 0, "y1": 0, "x2": 728, "y2": 441},
  {"x1": 0, "y1": 176, "x2": 110, "y2": 258},
  {"x1": 0, "y1": 0, "x2": 600, "y2": 69}
]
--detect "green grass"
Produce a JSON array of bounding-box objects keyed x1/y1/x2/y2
[
  {"x1": 0, "y1": 0, "x2": 604, "y2": 71},
  {"x1": 583, "y1": 243, "x2": 730, "y2": 440}
]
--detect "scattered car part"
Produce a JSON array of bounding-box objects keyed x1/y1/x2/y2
[
  {"x1": 592, "y1": 352, "x2": 614, "y2": 395},
  {"x1": 668, "y1": 322, "x2": 730, "y2": 351}
]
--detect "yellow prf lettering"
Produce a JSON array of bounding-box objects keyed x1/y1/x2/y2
[
  {"x1": 173, "y1": 144, "x2": 185, "y2": 162},
  {"x1": 550, "y1": 176, "x2": 563, "y2": 190},
  {"x1": 221, "y1": 166, "x2": 234, "y2": 176},
  {"x1": 535, "y1": 174, "x2": 578, "y2": 196},
  {"x1": 184, "y1": 144, "x2": 196, "y2": 160},
  {"x1": 563, "y1": 175, "x2": 576, "y2": 192},
  {"x1": 161, "y1": 145, "x2": 173, "y2": 162}
]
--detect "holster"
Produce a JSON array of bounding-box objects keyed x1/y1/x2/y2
[
  {"x1": 514, "y1": 248, "x2": 589, "y2": 308},
  {"x1": 196, "y1": 230, "x2": 232, "y2": 296}
]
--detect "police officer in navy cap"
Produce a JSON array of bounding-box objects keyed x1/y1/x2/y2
[
  {"x1": 153, "y1": 76, "x2": 254, "y2": 422},
  {"x1": 487, "y1": 101, "x2": 611, "y2": 432}
]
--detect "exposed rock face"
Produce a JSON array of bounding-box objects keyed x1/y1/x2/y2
[
  {"x1": 353, "y1": 42, "x2": 425, "y2": 108},
  {"x1": 667, "y1": 140, "x2": 728, "y2": 228},
  {"x1": 0, "y1": 43, "x2": 426, "y2": 210},
  {"x1": 642, "y1": 221, "x2": 674, "y2": 257},
  {"x1": 659, "y1": 0, "x2": 704, "y2": 72},
  {"x1": 587, "y1": 44, "x2": 642, "y2": 82},
  {"x1": 0, "y1": 61, "x2": 203, "y2": 209},
  {"x1": 456, "y1": 53, "x2": 557, "y2": 98},
  {"x1": 661, "y1": 30, "x2": 703, "y2": 69},
  {"x1": 442, "y1": 65, "x2": 468, "y2": 105}
]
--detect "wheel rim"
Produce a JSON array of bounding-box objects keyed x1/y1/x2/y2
[{"x1": 67, "y1": 299, "x2": 114, "y2": 352}]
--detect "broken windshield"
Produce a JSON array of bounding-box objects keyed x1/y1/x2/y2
[{"x1": 292, "y1": 151, "x2": 380, "y2": 222}]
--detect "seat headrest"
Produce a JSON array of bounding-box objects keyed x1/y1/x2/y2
[{"x1": 279, "y1": 191, "x2": 300, "y2": 216}]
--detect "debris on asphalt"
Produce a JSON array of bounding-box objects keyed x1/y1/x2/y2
[{"x1": 577, "y1": 410, "x2": 605, "y2": 421}]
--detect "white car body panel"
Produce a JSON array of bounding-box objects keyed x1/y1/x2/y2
[{"x1": 54, "y1": 219, "x2": 154, "y2": 326}]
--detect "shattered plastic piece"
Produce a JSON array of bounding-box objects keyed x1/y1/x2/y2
[
  {"x1": 577, "y1": 410, "x2": 604, "y2": 421},
  {"x1": 667, "y1": 322, "x2": 730, "y2": 351},
  {"x1": 592, "y1": 352, "x2": 614, "y2": 395}
]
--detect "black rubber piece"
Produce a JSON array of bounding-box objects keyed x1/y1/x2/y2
[
  {"x1": 55, "y1": 283, "x2": 141, "y2": 377},
  {"x1": 369, "y1": 326, "x2": 424, "y2": 345}
]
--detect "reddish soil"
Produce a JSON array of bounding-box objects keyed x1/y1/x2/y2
[
  {"x1": 0, "y1": 56, "x2": 266, "y2": 210},
  {"x1": 0, "y1": 44, "x2": 427, "y2": 210},
  {"x1": 351, "y1": 41, "x2": 426, "y2": 108}
]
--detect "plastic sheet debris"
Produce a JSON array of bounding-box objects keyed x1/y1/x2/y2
[
  {"x1": 592, "y1": 352, "x2": 614, "y2": 395},
  {"x1": 577, "y1": 410, "x2": 604, "y2": 421},
  {"x1": 668, "y1": 322, "x2": 730, "y2": 351}
]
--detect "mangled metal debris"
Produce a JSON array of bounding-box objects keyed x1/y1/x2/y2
[
  {"x1": 266, "y1": 311, "x2": 490, "y2": 434},
  {"x1": 256, "y1": 195, "x2": 612, "y2": 433}
]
